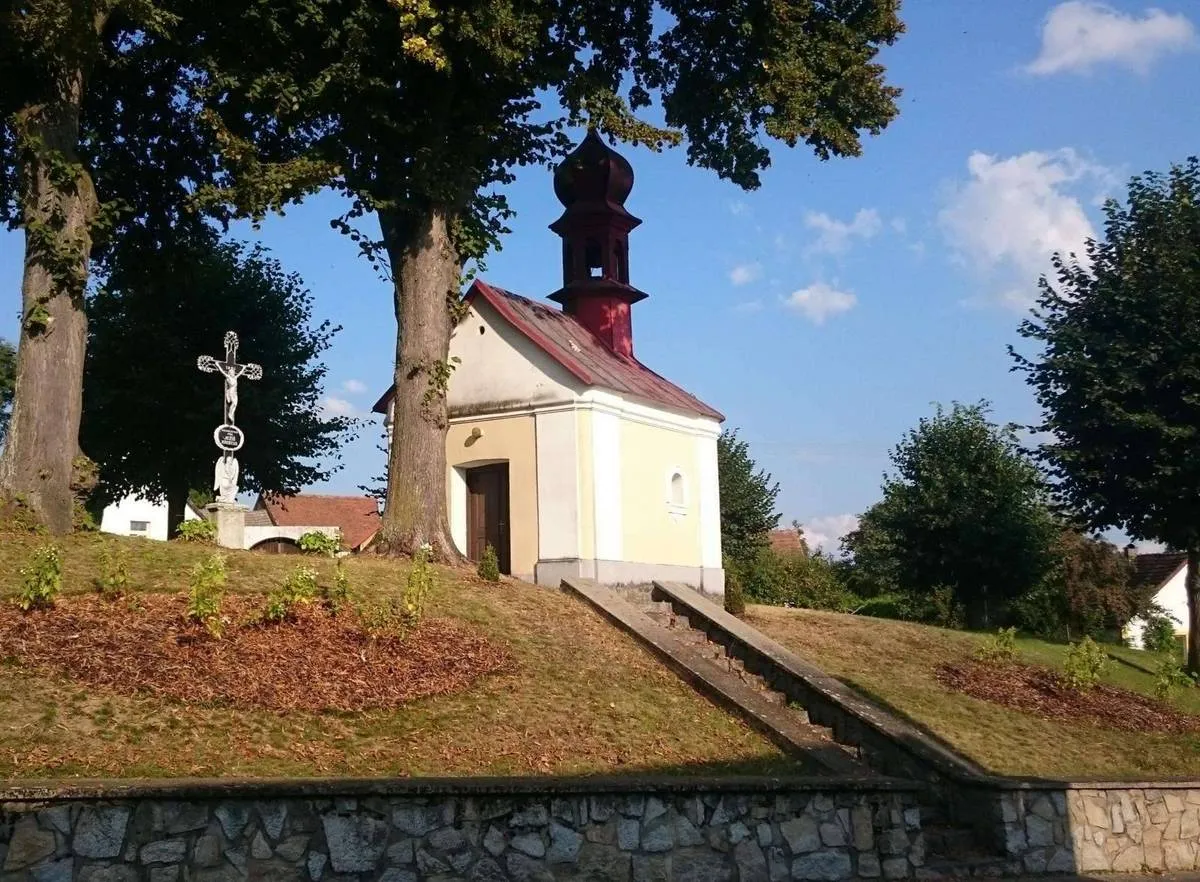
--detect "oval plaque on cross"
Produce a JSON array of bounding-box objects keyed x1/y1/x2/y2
[{"x1": 214, "y1": 424, "x2": 245, "y2": 452}]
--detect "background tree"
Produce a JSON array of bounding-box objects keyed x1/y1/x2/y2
[
  {"x1": 1011, "y1": 531, "x2": 1138, "y2": 642},
  {"x1": 1, "y1": 2, "x2": 231, "y2": 532},
  {"x1": 83, "y1": 233, "x2": 355, "y2": 533},
  {"x1": 843, "y1": 402, "x2": 1056, "y2": 629},
  {"x1": 0, "y1": 339, "x2": 14, "y2": 444},
  {"x1": 199, "y1": 0, "x2": 905, "y2": 557},
  {"x1": 718, "y1": 429, "x2": 782, "y2": 579},
  {"x1": 1013, "y1": 157, "x2": 1200, "y2": 673}
]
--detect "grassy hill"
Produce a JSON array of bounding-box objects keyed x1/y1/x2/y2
[
  {"x1": 748, "y1": 605, "x2": 1200, "y2": 780},
  {"x1": 0, "y1": 530, "x2": 797, "y2": 780}
]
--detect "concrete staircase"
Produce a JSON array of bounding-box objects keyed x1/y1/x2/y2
[
  {"x1": 569, "y1": 580, "x2": 1008, "y2": 871},
  {"x1": 602, "y1": 584, "x2": 873, "y2": 777}
]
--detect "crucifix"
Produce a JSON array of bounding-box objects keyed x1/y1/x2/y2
[
  {"x1": 197, "y1": 331, "x2": 262, "y2": 506},
  {"x1": 197, "y1": 331, "x2": 262, "y2": 425}
]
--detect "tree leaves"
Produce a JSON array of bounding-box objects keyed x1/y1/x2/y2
[{"x1": 717, "y1": 428, "x2": 781, "y2": 576}]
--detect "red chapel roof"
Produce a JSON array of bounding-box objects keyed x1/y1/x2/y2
[{"x1": 372, "y1": 280, "x2": 723, "y2": 422}]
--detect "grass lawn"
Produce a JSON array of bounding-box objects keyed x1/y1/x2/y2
[
  {"x1": 0, "y1": 530, "x2": 797, "y2": 780},
  {"x1": 747, "y1": 605, "x2": 1200, "y2": 780}
]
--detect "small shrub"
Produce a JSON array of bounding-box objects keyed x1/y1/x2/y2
[
  {"x1": 1, "y1": 494, "x2": 46, "y2": 535},
  {"x1": 1061, "y1": 636, "x2": 1109, "y2": 691},
  {"x1": 928, "y1": 585, "x2": 966, "y2": 630},
  {"x1": 263, "y1": 566, "x2": 319, "y2": 623},
  {"x1": 404, "y1": 544, "x2": 435, "y2": 623},
  {"x1": 724, "y1": 570, "x2": 747, "y2": 616},
  {"x1": 353, "y1": 546, "x2": 436, "y2": 639},
  {"x1": 187, "y1": 553, "x2": 227, "y2": 637},
  {"x1": 95, "y1": 544, "x2": 130, "y2": 600},
  {"x1": 17, "y1": 544, "x2": 62, "y2": 611},
  {"x1": 356, "y1": 594, "x2": 408, "y2": 639},
  {"x1": 299, "y1": 530, "x2": 341, "y2": 557},
  {"x1": 1142, "y1": 611, "x2": 1180, "y2": 656},
  {"x1": 322, "y1": 560, "x2": 350, "y2": 615},
  {"x1": 975, "y1": 627, "x2": 1018, "y2": 665},
  {"x1": 176, "y1": 518, "x2": 217, "y2": 544},
  {"x1": 1153, "y1": 654, "x2": 1196, "y2": 701},
  {"x1": 854, "y1": 593, "x2": 919, "y2": 621},
  {"x1": 477, "y1": 544, "x2": 500, "y2": 582}
]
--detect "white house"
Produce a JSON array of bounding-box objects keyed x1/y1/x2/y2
[
  {"x1": 373, "y1": 130, "x2": 724, "y2": 593},
  {"x1": 99, "y1": 494, "x2": 202, "y2": 541},
  {"x1": 1125, "y1": 552, "x2": 1191, "y2": 651}
]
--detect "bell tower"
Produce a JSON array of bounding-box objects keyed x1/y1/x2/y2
[{"x1": 548, "y1": 129, "x2": 648, "y2": 357}]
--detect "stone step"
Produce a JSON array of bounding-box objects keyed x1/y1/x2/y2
[{"x1": 566, "y1": 581, "x2": 875, "y2": 776}]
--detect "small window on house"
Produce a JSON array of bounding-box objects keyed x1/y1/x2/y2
[
  {"x1": 667, "y1": 470, "x2": 686, "y2": 512},
  {"x1": 129, "y1": 520, "x2": 149, "y2": 533}
]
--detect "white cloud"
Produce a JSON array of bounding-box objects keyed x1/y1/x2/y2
[
  {"x1": 320, "y1": 396, "x2": 357, "y2": 417},
  {"x1": 729, "y1": 262, "x2": 763, "y2": 286},
  {"x1": 939, "y1": 148, "x2": 1111, "y2": 309},
  {"x1": 342, "y1": 379, "x2": 367, "y2": 395},
  {"x1": 804, "y1": 208, "x2": 882, "y2": 255},
  {"x1": 800, "y1": 514, "x2": 860, "y2": 555},
  {"x1": 729, "y1": 200, "x2": 750, "y2": 216},
  {"x1": 1026, "y1": 1, "x2": 1196, "y2": 75},
  {"x1": 783, "y1": 282, "x2": 857, "y2": 324}
]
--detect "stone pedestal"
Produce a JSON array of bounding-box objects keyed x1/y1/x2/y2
[{"x1": 205, "y1": 503, "x2": 247, "y2": 550}]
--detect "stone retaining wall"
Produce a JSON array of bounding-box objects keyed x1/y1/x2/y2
[
  {"x1": 953, "y1": 784, "x2": 1200, "y2": 877},
  {"x1": 0, "y1": 783, "x2": 927, "y2": 882}
]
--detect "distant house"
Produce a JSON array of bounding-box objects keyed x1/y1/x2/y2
[
  {"x1": 99, "y1": 494, "x2": 203, "y2": 541},
  {"x1": 247, "y1": 494, "x2": 381, "y2": 553},
  {"x1": 1124, "y1": 552, "x2": 1190, "y2": 651},
  {"x1": 768, "y1": 528, "x2": 809, "y2": 557}
]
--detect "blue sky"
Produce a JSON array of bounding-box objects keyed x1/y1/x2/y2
[{"x1": 2, "y1": 1, "x2": 1198, "y2": 550}]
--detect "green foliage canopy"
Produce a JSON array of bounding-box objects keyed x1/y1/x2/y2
[
  {"x1": 1012, "y1": 157, "x2": 1200, "y2": 671},
  {"x1": 717, "y1": 429, "x2": 782, "y2": 576},
  {"x1": 843, "y1": 402, "x2": 1056, "y2": 629},
  {"x1": 82, "y1": 234, "x2": 355, "y2": 528}
]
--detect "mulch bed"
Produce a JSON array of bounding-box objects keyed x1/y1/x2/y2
[
  {"x1": 0, "y1": 594, "x2": 513, "y2": 713},
  {"x1": 935, "y1": 660, "x2": 1200, "y2": 735}
]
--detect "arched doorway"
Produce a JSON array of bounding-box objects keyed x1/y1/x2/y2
[{"x1": 250, "y1": 537, "x2": 302, "y2": 554}]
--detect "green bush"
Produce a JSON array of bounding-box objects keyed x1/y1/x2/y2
[
  {"x1": 187, "y1": 553, "x2": 227, "y2": 637},
  {"x1": 1061, "y1": 636, "x2": 1109, "y2": 691},
  {"x1": 95, "y1": 544, "x2": 129, "y2": 600},
  {"x1": 742, "y1": 546, "x2": 856, "y2": 612},
  {"x1": 404, "y1": 544, "x2": 435, "y2": 623},
  {"x1": 17, "y1": 544, "x2": 62, "y2": 611},
  {"x1": 299, "y1": 530, "x2": 341, "y2": 557},
  {"x1": 1142, "y1": 611, "x2": 1180, "y2": 656},
  {"x1": 854, "y1": 593, "x2": 918, "y2": 621},
  {"x1": 724, "y1": 569, "x2": 747, "y2": 616},
  {"x1": 477, "y1": 544, "x2": 500, "y2": 582},
  {"x1": 975, "y1": 627, "x2": 1018, "y2": 665},
  {"x1": 1153, "y1": 654, "x2": 1195, "y2": 701},
  {"x1": 263, "y1": 566, "x2": 319, "y2": 623},
  {"x1": 323, "y1": 560, "x2": 350, "y2": 615},
  {"x1": 176, "y1": 518, "x2": 217, "y2": 544}
]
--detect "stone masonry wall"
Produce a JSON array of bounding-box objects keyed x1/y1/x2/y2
[
  {"x1": 0, "y1": 787, "x2": 927, "y2": 882},
  {"x1": 991, "y1": 786, "x2": 1200, "y2": 875}
]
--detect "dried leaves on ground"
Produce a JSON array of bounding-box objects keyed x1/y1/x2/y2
[
  {"x1": 936, "y1": 661, "x2": 1200, "y2": 735},
  {"x1": 0, "y1": 594, "x2": 512, "y2": 712}
]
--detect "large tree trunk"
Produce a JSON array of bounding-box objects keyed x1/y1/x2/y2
[
  {"x1": 1187, "y1": 548, "x2": 1200, "y2": 675},
  {"x1": 374, "y1": 205, "x2": 463, "y2": 562},
  {"x1": 166, "y1": 486, "x2": 191, "y2": 540},
  {"x1": 0, "y1": 84, "x2": 96, "y2": 535}
]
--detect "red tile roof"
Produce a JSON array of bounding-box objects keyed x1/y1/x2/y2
[
  {"x1": 372, "y1": 280, "x2": 723, "y2": 421},
  {"x1": 1133, "y1": 551, "x2": 1187, "y2": 596},
  {"x1": 258, "y1": 494, "x2": 381, "y2": 550},
  {"x1": 768, "y1": 529, "x2": 809, "y2": 556}
]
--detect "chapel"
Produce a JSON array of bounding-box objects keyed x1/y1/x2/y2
[{"x1": 373, "y1": 130, "x2": 725, "y2": 594}]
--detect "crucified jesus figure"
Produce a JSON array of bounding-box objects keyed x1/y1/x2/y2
[{"x1": 197, "y1": 331, "x2": 262, "y2": 425}]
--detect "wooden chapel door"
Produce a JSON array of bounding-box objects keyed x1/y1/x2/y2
[{"x1": 466, "y1": 463, "x2": 511, "y2": 575}]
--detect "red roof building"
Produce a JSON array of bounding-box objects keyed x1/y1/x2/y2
[
  {"x1": 372, "y1": 130, "x2": 725, "y2": 594},
  {"x1": 252, "y1": 494, "x2": 381, "y2": 551}
]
